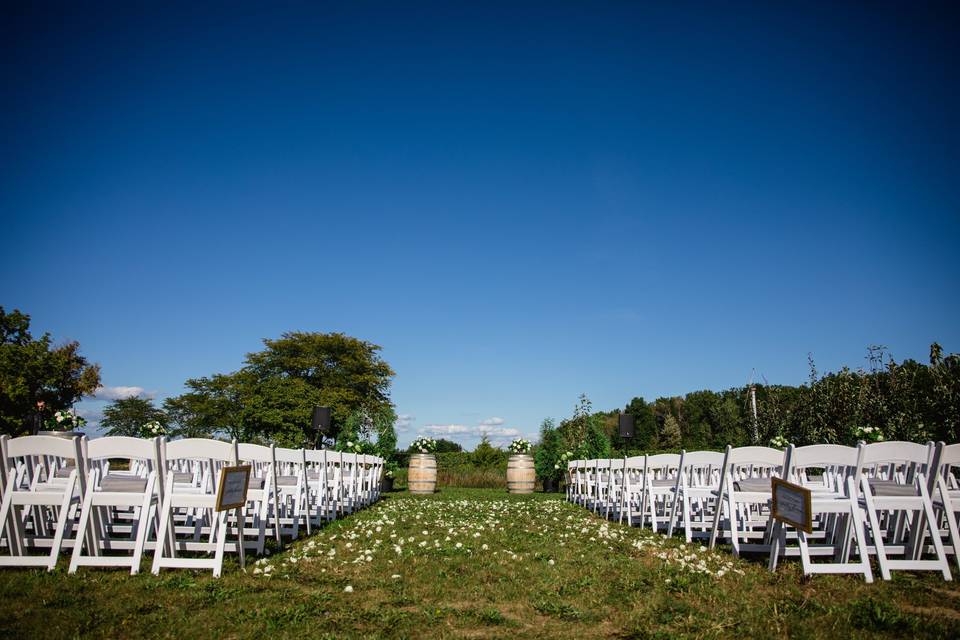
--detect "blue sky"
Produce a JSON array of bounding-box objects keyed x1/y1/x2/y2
[{"x1": 2, "y1": 2, "x2": 958, "y2": 447}]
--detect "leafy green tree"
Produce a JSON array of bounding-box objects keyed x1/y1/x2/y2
[
  {"x1": 471, "y1": 435, "x2": 506, "y2": 468},
  {"x1": 0, "y1": 307, "x2": 101, "y2": 435},
  {"x1": 165, "y1": 332, "x2": 395, "y2": 446},
  {"x1": 622, "y1": 396, "x2": 657, "y2": 451},
  {"x1": 100, "y1": 396, "x2": 167, "y2": 437},
  {"x1": 534, "y1": 418, "x2": 562, "y2": 481},
  {"x1": 581, "y1": 413, "x2": 611, "y2": 459},
  {"x1": 244, "y1": 332, "x2": 394, "y2": 433}
]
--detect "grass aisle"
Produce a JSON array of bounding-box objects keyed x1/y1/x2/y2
[{"x1": 2, "y1": 488, "x2": 959, "y2": 638}]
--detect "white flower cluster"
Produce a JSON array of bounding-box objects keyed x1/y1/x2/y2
[
  {"x1": 854, "y1": 425, "x2": 885, "y2": 443},
  {"x1": 508, "y1": 438, "x2": 531, "y2": 454},
  {"x1": 345, "y1": 440, "x2": 364, "y2": 453},
  {"x1": 142, "y1": 421, "x2": 165, "y2": 437},
  {"x1": 249, "y1": 483, "x2": 753, "y2": 586},
  {"x1": 410, "y1": 437, "x2": 437, "y2": 454},
  {"x1": 555, "y1": 450, "x2": 575, "y2": 470},
  {"x1": 632, "y1": 535, "x2": 743, "y2": 579},
  {"x1": 50, "y1": 410, "x2": 85, "y2": 432}
]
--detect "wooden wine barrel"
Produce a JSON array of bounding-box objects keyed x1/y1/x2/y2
[
  {"x1": 506, "y1": 454, "x2": 535, "y2": 494},
  {"x1": 408, "y1": 453, "x2": 437, "y2": 494}
]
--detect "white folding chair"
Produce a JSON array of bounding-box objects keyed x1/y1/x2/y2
[
  {"x1": 593, "y1": 459, "x2": 612, "y2": 515},
  {"x1": 709, "y1": 445, "x2": 788, "y2": 556},
  {"x1": 669, "y1": 450, "x2": 725, "y2": 542},
  {"x1": 642, "y1": 453, "x2": 681, "y2": 533},
  {"x1": 857, "y1": 441, "x2": 951, "y2": 580},
  {"x1": 930, "y1": 442, "x2": 960, "y2": 572},
  {"x1": 151, "y1": 438, "x2": 240, "y2": 577},
  {"x1": 69, "y1": 436, "x2": 162, "y2": 574},
  {"x1": 768, "y1": 443, "x2": 874, "y2": 582},
  {"x1": 305, "y1": 449, "x2": 336, "y2": 525},
  {"x1": 237, "y1": 442, "x2": 279, "y2": 554},
  {"x1": 604, "y1": 458, "x2": 625, "y2": 520},
  {"x1": 0, "y1": 435, "x2": 85, "y2": 570},
  {"x1": 619, "y1": 455, "x2": 646, "y2": 526},
  {"x1": 274, "y1": 447, "x2": 308, "y2": 538}
]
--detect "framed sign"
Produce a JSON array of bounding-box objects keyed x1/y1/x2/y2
[
  {"x1": 215, "y1": 465, "x2": 251, "y2": 512},
  {"x1": 771, "y1": 477, "x2": 813, "y2": 534}
]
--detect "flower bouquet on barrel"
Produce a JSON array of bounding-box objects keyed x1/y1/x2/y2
[
  {"x1": 507, "y1": 437, "x2": 535, "y2": 494},
  {"x1": 408, "y1": 437, "x2": 438, "y2": 494}
]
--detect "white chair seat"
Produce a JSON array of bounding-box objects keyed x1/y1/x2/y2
[
  {"x1": 277, "y1": 475, "x2": 298, "y2": 487},
  {"x1": 100, "y1": 474, "x2": 148, "y2": 493},
  {"x1": 734, "y1": 477, "x2": 771, "y2": 492},
  {"x1": 868, "y1": 478, "x2": 918, "y2": 497}
]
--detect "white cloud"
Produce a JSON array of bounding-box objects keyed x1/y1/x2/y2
[
  {"x1": 395, "y1": 414, "x2": 415, "y2": 432},
  {"x1": 419, "y1": 420, "x2": 521, "y2": 445},
  {"x1": 93, "y1": 386, "x2": 152, "y2": 401}
]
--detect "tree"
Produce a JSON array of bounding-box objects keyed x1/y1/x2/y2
[
  {"x1": 165, "y1": 332, "x2": 395, "y2": 446},
  {"x1": 471, "y1": 435, "x2": 506, "y2": 468},
  {"x1": 0, "y1": 307, "x2": 101, "y2": 435},
  {"x1": 101, "y1": 396, "x2": 168, "y2": 437},
  {"x1": 244, "y1": 332, "x2": 395, "y2": 433},
  {"x1": 659, "y1": 415, "x2": 682, "y2": 449},
  {"x1": 534, "y1": 418, "x2": 562, "y2": 481},
  {"x1": 622, "y1": 396, "x2": 658, "y2": 451}
]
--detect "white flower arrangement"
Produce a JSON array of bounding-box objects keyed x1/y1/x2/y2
[
  {"x1": 508, "y1": 438, "x2": 532, "y2": 454},
  {"x1": 410, "y1": 437, "x2": 437, "y2": 454},
  {"x1": 854, "y1": 425, "x2": 885, "y2": 443},
  {"x1": 47, "y1": 410, "x2": 86, "y2": 432},
  {"x1": 769, "y1": 434, "x2": 789, "y2": 448},
  {"x1": 141, "y1": 421, "x2": 166, "y2": 438},
  {"x1": 554, "y1": 450, "x2": 576, "y2": 470},
  {"x1": 345, "y1": 440, "x2": 364, "y2": 453}
]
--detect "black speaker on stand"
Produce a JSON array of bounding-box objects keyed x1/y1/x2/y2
[{"x1": 618, "y1": 412, "x2": 635, "y2": 440}]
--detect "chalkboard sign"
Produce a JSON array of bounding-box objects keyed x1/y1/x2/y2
[
  {"x1": 215, "y1": 465, "x2": 251, "y2": 512},
  {"x1": 771, "y1": 477, "x2": 813, "y2": 534}
]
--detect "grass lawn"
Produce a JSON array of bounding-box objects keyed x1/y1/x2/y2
[{"x1": 2, "y1": 488, "x2": 959, "y2": 639}]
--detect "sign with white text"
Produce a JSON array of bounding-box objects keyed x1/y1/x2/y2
[
  {"x1": 215, "y1": 465, "x2": 251, "y2": 512},
  {"x1": 771, "y1": 477, "x2": 813, "y2": 534}
]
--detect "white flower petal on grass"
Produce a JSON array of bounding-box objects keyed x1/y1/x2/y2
[{"x1": 344, "y1": 585, "x2": 354, "y2": 593}]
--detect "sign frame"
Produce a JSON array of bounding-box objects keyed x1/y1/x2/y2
[
  {"x1": 771, "y1": 477, "x2": 813, "y2": 534},
  {"x1": 215, "y1": 465, "x2": 252, "y2": 512}
]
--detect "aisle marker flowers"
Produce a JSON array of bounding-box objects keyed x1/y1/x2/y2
[
  {"x1": 508, "y1": 438, "x2": 532, "y2": 454},
  {"x1": 410, "y1": 436, "x2": 437, "y2": 453}
]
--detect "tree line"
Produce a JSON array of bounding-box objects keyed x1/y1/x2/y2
[{"x1": 535, "y1": 344, "x2": 960, "y2": 482}]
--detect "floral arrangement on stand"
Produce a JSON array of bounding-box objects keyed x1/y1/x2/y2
[
  {"x1": 508, "y1": 438, "x2": 532, "y2": 455},
  {"x1": 410, "y1": 436, "x2": 437, "y2": 454},
  {"x1": 45, "y1": 410, "x2": 86, "y2": 432},
  {"x1": 141, "y1": 421, "x2": 166, "y2": 438},
  {"x1": 854, "y1": 425, "x2": 885, "y2": 443}
]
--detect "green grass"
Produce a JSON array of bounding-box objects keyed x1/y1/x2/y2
[{"x1": 2, "y1": 489, "x2": 960, "y2": 638}]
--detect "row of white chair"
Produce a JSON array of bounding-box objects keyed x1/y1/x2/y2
[
  {"x1": 567, "y1": 441, "x2": 960, "y2": 583},
  {"x1": 0, "y1": 434, "x2": 384, "y2": 577}
]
